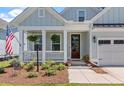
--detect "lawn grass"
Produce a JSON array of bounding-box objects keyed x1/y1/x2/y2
[
  {"x1": 0, "y1": 60, "x2": 12, "y2": 68},
  {"x1": 0, "y1": 83, "x2": 124, "y2": 86}
]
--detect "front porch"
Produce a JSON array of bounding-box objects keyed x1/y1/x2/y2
[{"x1": 19, "y1": 24, "x2": 91, "y2": 63}]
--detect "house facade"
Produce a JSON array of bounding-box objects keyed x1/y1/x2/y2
[{"x1": 10, "y1": 7, "x2": 124, "y2": 66}]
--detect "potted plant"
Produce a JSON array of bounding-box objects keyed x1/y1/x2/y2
[
  {"x1": 82, "y1": 55, "x2": 90, "y2": 63},
  {"x1": 51, "y1": 34, "x2": 60, "y2": 43},
  {"x1": 65, "y1": 62, "x2": 72, "y2": 67}
]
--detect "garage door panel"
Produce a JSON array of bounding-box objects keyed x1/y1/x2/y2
[{"x1": 99, "y1": 39, "x2": 124, "y2": 66}]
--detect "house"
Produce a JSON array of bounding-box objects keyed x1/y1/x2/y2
[
  {"x1": 9, "y1": 7, "x2": 124, "y2": 66},
  {"x1": 0, "y1": 19, "x2": 19, "y2": 56},
  {"x1": 0, "y1": 19, "x2": 8, "y2": 56}
]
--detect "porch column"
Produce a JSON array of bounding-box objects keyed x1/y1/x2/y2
[
  {"x1": 42, "y1": 30, "x2": 46, "y2": 63},
  {"x1": 64, "y1": 30, "x2": 67, "y2": 62},
  {"x1": 19, "y1": 28, "x2": 24, "y2": 61}
]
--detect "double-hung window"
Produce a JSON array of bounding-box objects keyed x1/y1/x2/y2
[
  {"x1": 51, "y1": 34, "x2": 61, "y2": 51},
  {"x1": 78, "y1": 10, "x2": 86, "y2": 22}
]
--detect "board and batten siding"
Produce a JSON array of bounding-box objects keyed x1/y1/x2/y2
[
  {"x1": 61, "y1": 7, "x2": 100, "y2": 22},
  {"x1": 19, "y1": 8, "x2": 64, "y2": 26},
  {"x1": 95, "y1": 7, "x2": 124, "y2": 24},
  {"x1": 91, "y1": 31, "x2": 124, "y2": 59}
]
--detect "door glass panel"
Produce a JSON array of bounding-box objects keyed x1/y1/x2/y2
[{"x1": 71, "y1": 34, "x2": 80, "y2": 58}]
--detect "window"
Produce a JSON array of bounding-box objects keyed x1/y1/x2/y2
[
  {"x1": 99, "y1": 40, "x2": 111, "y2": 45},
  {"x1": 38, "y1": 8, "x2": 45, "y2": 17},
  {"x1": 51, "y1": 34, "x2": 61, "y2": 51},
  {"x1": 78, "y1": 10, "x2": 85, "y2": 22},
  {"x1": 34, "y1": 35, "x2": 42, "y2": 51},
  {"x1": 114, "y1": 40, "x2": 124, "y2": 44}
]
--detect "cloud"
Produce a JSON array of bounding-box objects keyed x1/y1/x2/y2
[
  {"x1": 0, "y1": 8, "x2": 25, "y2": 22},
  {"x1": 8, "y1": 8, "x2": 23, "y2": 17}
]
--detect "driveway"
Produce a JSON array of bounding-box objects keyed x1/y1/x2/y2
[{"x1": 68, "y1": 66, "x2": 124, "y2": 84}]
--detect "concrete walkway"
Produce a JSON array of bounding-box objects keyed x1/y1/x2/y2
[{"x1": 68, "y1": 66, "x2": 123, "y2": 84}]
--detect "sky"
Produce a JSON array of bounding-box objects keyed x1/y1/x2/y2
[{"x1": 0, "y1": 7, "x2": 64, "y2": 22}]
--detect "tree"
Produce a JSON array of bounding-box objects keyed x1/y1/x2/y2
[{"x1": 27, "y1": 35, "x2": 40, "y2": 72}]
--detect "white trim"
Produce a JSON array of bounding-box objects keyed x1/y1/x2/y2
[
  {"x1": 38, "y1": 8, "x2": 45, "y2": 17},
  {"x1": 77, "y1": 9, "x2": 86, "y2": 22},
  {"x1": 70, "y1": 33, "x2": 81, "y2": 59},
  {"x1": 42, "y1": 30, "x2": 46, "y2": 63},
  {"x1": 91, "y1": 7, "x2": 111, "y2": 22},
  {"x1": 50, "y1": 33, "x2": 62, "y2": 51},
  {"x1": 64, "y1": 30, "x2": 67, "y2": 62}
]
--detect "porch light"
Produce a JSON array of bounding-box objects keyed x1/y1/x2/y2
[{"x1": 93, "y1": 36, "x2": 96, "y2": 43}]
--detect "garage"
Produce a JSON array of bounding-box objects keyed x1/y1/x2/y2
[{"x1": 98, "y1": 39, "x2": 124, "y2": 66}]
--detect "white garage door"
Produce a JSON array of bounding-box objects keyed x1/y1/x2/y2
[{"x1": 98, "y1": 39, "x2": 124, "y2": 66}]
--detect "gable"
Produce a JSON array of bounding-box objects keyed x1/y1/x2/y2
[
  {"x1": 61, "y1": 7, "x2": 100, "y2": 22},
  {"x1": 19, "y1": 8, "x2": 64, "y2": 26},
  {"x1": 94, "y1": 7, "x2": 124, "y2": 24}
]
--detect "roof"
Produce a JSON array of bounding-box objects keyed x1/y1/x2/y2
[{"x1": 0, "y1": 18, "x2": 8, "y2": 29}]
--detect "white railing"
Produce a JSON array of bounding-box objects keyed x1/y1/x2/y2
[{"x1": 23, "y1": 51, "x2": 64, "y2": 62}]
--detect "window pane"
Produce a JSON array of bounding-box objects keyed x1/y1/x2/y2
[
  {"x1": 99, "y1": 40, "x2": 111, "y2": 45},
  {"x1": 79, "y1": 17, "x2": 85, "y2": 22},
  {"x1": 79, "y1": 11, "x2": 85, "y2": 17},
  {"x1": 52, "y1": 35, "x2": 60, "y2": 43},
  {"x1": 78, "y1": 11, "x2": 85, "y2": 22},
  {"x1": 114, "y1": 40, "x2": 124, "y2": 44},
  {"x1": 33, "y1": 35, "x2": 42, "y2": 51},
  {"x1": 52, "y1": 44, "x2": 60, "y2": 51}
]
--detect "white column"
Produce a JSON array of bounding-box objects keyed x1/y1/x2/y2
[
  {"x1": 19, "y1": 28, "x2": 24, "y2": 61},
  {"x1": 89, "y1": 23, "x2": 93, "y2": 61},
  {"x1": 42, "y1": 30, "x2": 46, "y2": 63},
  {"x1": 64, "y1": 30, "x2": 67, "y2": 62}
]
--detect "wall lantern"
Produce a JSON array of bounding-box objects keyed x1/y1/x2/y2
[{"x1": 93, "y1": 36, "x2": 96, "y2": 43}]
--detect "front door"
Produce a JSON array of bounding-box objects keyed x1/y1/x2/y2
[{"x1": 71, "y1": 34, "x2": 80, "y2": 59}]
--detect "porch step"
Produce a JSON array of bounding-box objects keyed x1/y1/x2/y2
[
  {"x1": 69, "y1": 66, "x2": 91, "y2": 69},
  {"x1": 70, "y1": 61, "x2": 87, "y2": 66}
]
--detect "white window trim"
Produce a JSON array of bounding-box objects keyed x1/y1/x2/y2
[
  {"x1": 77, "y1": 9, "x2": 86, "y2": 22},
  {"x1": 38, "y1": 8, "x2": 45, "y2": 17},
  {"x1": 50, "y1": 33, "x2": 62, "y2": 51}
]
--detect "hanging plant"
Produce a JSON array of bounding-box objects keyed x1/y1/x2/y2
[
  {"x1": 27, "y1": 35, "x2": 39, "y2": 43},
  {"x1": 51, "y1": 34, "x2": 60, "y2": 43}
]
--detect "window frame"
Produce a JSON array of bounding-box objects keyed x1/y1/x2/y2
[
  {"x1": 50, "y1": 33, "x2": 62, "y2": 51},
  {"x1": 77, "y1": 9, "x2": 86, "y2": 22},
  {"x1": 38, "y1": 8, "x2": 45, "y2": 17}
]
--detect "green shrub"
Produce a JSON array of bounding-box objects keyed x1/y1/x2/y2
[
  {"x1": 27, "y1": 72, "x2": 38, "y2": 78},
  {"x1": 20, "y1": 62, "x2": 25, "y2": 68},
  {"x1": 24, "y1": 62, "x2": 34, "y2": 72},
  {"x1": 9, "y1": 58, "x2": 17, "y2": 67},
  {"x1": 0, "y1": 68, "x2": 5, "y2": 74},
  {"x1": 57, "y1": 63, "x2": 66, "y2": 71},
  {"x1": 82, "y1": 55, "x2": 90, "y2": 62},
  {"x1": 45, "y1": 67, "x2": 57, "y2": 76},
  {"x1": 41, "y1": 63, "x2": 50, "y2": 70},
  {"x1": 41, "y1": 60, "x2": 55, "y2": 70}
]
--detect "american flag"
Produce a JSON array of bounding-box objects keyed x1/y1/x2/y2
[{"x1": 5, "y1": 25, "x2": 15, "y2": 55}]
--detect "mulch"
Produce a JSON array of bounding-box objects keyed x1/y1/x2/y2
[
  {"x1": 91, "y1": 67, "x2": 107, "y2": 74},
  {"x1": 0, "y1": 67, "x2": 69, "y2": 85}
]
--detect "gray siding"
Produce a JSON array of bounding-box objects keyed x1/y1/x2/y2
[
  {"x1": 95, "y1": 7, "x2": 124, "y2": 24},
  {"x1": 20, "y1": 8, "x2": 64, "y2": 26},
  {"x1": 92, "y1": 31, "x2": 124, "y2": 59},
  {"x1": 61, "y1": 7, "x2": 100, "y2": 22}
]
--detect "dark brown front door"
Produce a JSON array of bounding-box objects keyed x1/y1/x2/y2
[{"x1": 71, "y1": 34, "x2": 80, "y2": 58}]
